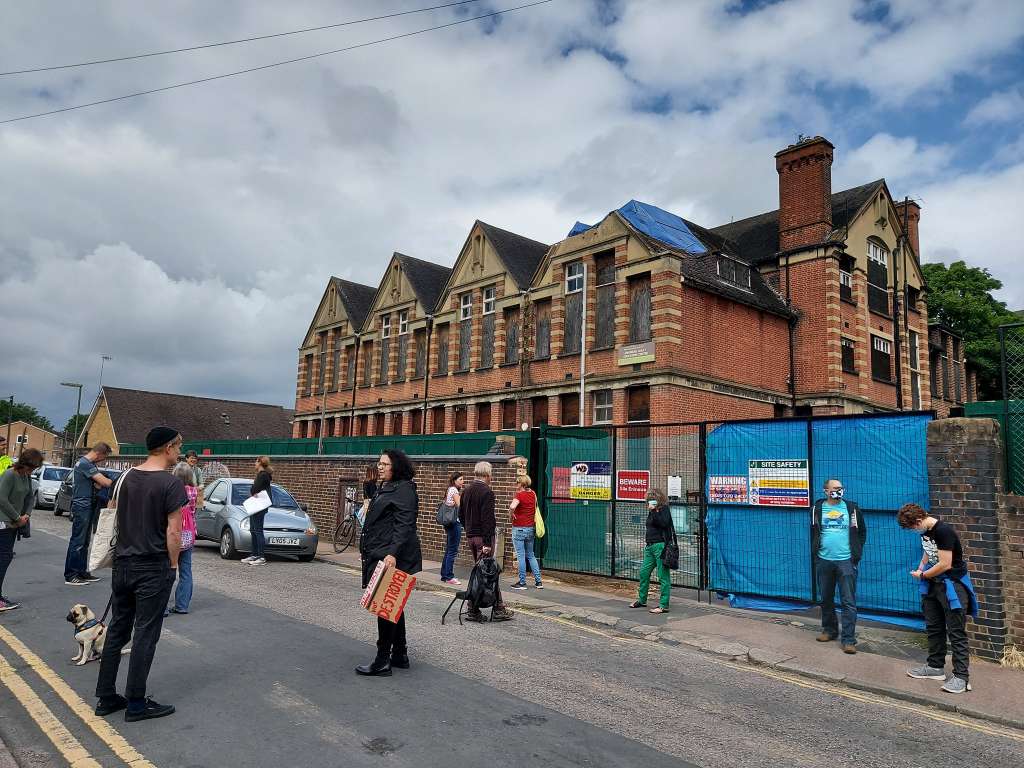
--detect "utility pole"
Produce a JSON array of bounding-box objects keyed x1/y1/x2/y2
[
  {"x1": 60, "y1": 382, "x2": 84, "y2": 450},
  {"x1": 5, "y1": 396, "x2": 12, "y2": 455},
  {"x1": 579, "y1": 263, "x2": 588, "y2": 426}
]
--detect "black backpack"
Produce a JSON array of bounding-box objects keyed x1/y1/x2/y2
[{"x1": 441, "y1": 556, "x2": 502, "y2": 624}]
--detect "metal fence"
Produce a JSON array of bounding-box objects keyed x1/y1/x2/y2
[
  {"x1": 1000, "y1": 323, "x2": 1024, "y2": 495},
  {"x1": 538, "y1": 412, "x2": 933, "y2": 616}
]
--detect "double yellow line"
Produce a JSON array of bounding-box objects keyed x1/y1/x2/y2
[{"x1": 0, "y1": 624, "x2": 156, "y2": 767}]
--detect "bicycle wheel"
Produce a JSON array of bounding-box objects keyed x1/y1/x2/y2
[{"x1": 334, "y1": 517, "x2": 356, "y2": 553}]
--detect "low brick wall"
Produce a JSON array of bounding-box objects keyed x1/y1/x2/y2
[
  {"x1": 111, "y1": 453, "x2": 527, "y2": 570},
  {"x1": 999, "y1": 494, "x2": 1024, "y2": 651}
]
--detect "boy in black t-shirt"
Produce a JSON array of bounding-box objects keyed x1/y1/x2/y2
[{"x1": 898, "y1": 503, "x2": 978, "y2": 695}]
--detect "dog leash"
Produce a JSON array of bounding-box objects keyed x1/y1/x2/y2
[{"x1": 99, "y1": 595, "x2": 113, "y2": 624}]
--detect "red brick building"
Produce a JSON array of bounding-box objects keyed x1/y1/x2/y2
[{"x1": 294, "y1": 137, "x2": 962, "y2": 435}]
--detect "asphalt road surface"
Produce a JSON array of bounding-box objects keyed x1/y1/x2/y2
[{"x1": 0, "y1": 513, "x2": 1021, "y2": 768}]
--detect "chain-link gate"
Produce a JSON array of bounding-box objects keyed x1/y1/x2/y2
[{"x1": 999, "y1": 322, "x2": 1024, "y2": 495}]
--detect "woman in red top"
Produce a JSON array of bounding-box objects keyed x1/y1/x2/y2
[{"x1": 508, "y1": 475, "x2": 542, "y2": 590}]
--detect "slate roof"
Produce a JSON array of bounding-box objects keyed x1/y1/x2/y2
[
  {"x1": 330, "y1": 278, "x2": 377, "y2": 331},
  {"x1": 101, "y1": 387, "x2": 293, "y2": 445},
  {"x1": 394, "y1": 253, "x2": 453, "y2": 313},
  {"x1": 477, "y1": 222, "x2": 550, "y2": 290},
  {"x1": 709, "y1": 179, "x2": 884, "y2": 266}
]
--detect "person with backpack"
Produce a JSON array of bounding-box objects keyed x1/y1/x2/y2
[
  {"x1": 811, "y1": 478, "x2": 867, "y2": 654},
  {"x1": 439, "y1": 473, "x2": 464, "y2": 585},
  {"x1": 630, "y1": 489, "x2": 674, "y2": 614},
  {"x1": 458, "y1": 461, "x2": 512, "y2": 622},
  {"x1": 355, "y1": 449, "x2": 422, "y2": 676},
  {"x1": 508, "y1": 474, "x2": 542, "y2": 590}
]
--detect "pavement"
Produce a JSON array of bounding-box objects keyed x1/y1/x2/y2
[{"x1": 315, "y1": 541, "x2": 1024, "y2": 731}]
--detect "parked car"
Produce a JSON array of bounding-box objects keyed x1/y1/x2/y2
[
  {"x1": 30, "y1": 465, "x2": 71, "y2": 509},
  {"x1": 195, "y1": 478, "x2": 318, "y2": 562},
  {"x1": 53, "y1": 468, "x2": 123, "y2": 516}
]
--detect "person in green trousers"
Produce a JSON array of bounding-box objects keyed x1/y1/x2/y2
[{"x1": 629, "y1": 489, "x2": 673, "y2": 614}]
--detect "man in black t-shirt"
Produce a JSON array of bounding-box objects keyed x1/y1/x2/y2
[
  {"x1": 95, "y1": 426, "x2": 186, "y2": 723},
  {"x1": 898, "y1": 503, "x2": 976, "y2": 695}
]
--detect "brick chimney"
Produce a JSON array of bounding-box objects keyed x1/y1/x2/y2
[
  {"x1": 894, "y1": 200, "x2": 921, "y2": 258},
  {"x1": 775, "y1": 136, "x2": 835, "y2": 251}
]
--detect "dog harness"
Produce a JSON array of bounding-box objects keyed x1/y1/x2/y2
[{"x1": 75, "y1": 618, "x2": 101, "y2": 634}]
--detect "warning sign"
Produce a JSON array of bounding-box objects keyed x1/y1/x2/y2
[
  {"x1": 569, "y1": 461, "x2": 612, "y2": 501},
  {"x1": 748, "y1": 460, "x2": 809, "y2": 507},
  {"x1": 615, "y1": 470, "x2": 650, "y2": 501},
  {"x1": 709, "y1": 475, "x2": 747, "y2": 504}
]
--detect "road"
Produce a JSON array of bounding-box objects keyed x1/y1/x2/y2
[{"x1": 0, "y1": 512, "x2": 1021, "y2": 768}]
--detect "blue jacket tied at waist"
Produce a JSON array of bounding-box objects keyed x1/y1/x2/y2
[{"x1": 920, "y1": 571, "x2": 979, "y2": 619}]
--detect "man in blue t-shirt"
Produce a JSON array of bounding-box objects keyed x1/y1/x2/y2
[
  {"x1": 63, "y1": 443, "x2": 113, "y2": 586},
  {"x1": 811, "y1": 478, "x2": 867, "y2": 653}
]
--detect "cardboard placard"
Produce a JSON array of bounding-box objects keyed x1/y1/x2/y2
[{"x1": 360, "y1": 561, "x2": 416, "y2": 623}]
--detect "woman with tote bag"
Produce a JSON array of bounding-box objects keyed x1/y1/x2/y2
[{"x1": 244, "y1": 457, "x2": 273, "y2": 566}]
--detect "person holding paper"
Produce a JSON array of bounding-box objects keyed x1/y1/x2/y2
[
  {"x1": 355, "y1": 449, "x2": 422, "y2": 677},
  {"x1": 244, "y1": 456, "x2": 273, "y2": 566}
]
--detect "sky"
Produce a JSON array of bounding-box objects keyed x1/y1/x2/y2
[{"x1": 1, "y1": 0, "x2": 1022, "y2": 430}]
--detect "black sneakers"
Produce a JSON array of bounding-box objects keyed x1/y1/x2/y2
[
  {"x1": 124, "y1": 698, "x2": 175, "y2": 722},
  {"x1": 95, "y1": 695, "x2": 128, "y2": 716},
  {"x1": 64, "y1": 576, "x2": 90, "y2": 586}
]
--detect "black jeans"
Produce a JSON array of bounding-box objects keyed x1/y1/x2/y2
[
  {"x1": 376, "y1": 614, "x2": 406, "y2": 658},
  {"x1": 250, "y1": 511, "x2": 267, "y2": 558},
  {"x1": 95, "y1": 556, "x2": 175, "y2": 701},
  {"x1": 923, "y1": 578, "x2": 970, "y2": 682},
  {"x1": 0, "y1": 529, "x2": 16, "y2": 596}
]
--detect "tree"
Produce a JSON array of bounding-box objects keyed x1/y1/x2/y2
[
  {"x1": 1, "y1": 401, "x2": 55, "y2": 433},
  {"x1": 63, "y1": 413, "x2": 89, "y2": 439},
  {"x1": 922, "y1": 261, "x2": 1018, "y2": 400}
]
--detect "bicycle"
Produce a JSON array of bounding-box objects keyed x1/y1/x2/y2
[{"x1": 333, "y1": 495, "x2": 363, "y2": 553}]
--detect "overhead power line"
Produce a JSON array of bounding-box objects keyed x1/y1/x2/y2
[
  {"x1": 0, "y1": 0, "x2": 554, "y2": 125},
  {"x1": 0, "y1": 0, "x2": 484, "y2": 77}
]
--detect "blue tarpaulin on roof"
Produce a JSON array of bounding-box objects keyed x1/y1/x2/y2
[{"x1": 566, "y1": 200, "x2": 708, "y2": 254}]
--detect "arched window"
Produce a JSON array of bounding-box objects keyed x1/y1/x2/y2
[{"x1": 866, "y1": 238, "x2": 890, "y2": 315}]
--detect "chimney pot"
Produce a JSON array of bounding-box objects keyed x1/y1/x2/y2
[
  {"x1": 775, "y1": 136, "x2": 835, "y2": 252},
  {"x1": 895, "y1": 200, "x2": 922, "y2": 258}
]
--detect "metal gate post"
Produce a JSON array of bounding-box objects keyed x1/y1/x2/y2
[
  {"x1": 807, "y1": 417, "x2": 817, "y2": 603},
  {"x1": 610, "y1": 426, "x2": 618, "y2": 577},
  {"x1": 699, "y1": 422, "x2": 709, "y2": 601}
]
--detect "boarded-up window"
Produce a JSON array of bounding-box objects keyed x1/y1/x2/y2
[
  {"x1": 345, "y1": 346, "x2": 356, "y2": 389},
  {"x1": 303, "y1": 354, "x2": 313, "y2": 397},
  {"x1": 480, "y1": 313, "x2": 495, "y2": 368},
  {"x1": 357, "y1": 415, "x2": 368, "y2": 436},
  {"x1": 560, "y1": 393, "x2": 580, "y2": 426},
  {"x1": 595, "y1": 252, "x2": 615, "y2": 349},
  {"x1": 410, "y1": 409, "x2": 423, "y2": 435},
  {"x1": 298, "y1": 420, "x2": 308, "y2": 438},
  {"x1": 317, "y1": 333, "x2": 328, "y2": 394},
  {"x1": 627, "y1": 385, "x2": 650, "y2": 422},
  {"x1": 454, "y1": 406, "x2": 468, "y2": 432},
  {"x1": 532, "y1": 396, "x2": 548, "y2": 426},
  {"x1": 458, "y1": 319, "x2": 472, "y2": 371},
  {"x1": 436, "y1": 325, "x2": 449, "y2": 376},
  {"x1": 564, "y1": 291, "x2": 583, "y2": 354},
  {"x1": 374, "y1": 413, "x2": 385, "y2": 435},
  {"x1": 534, "y1": 300, "x2": 551, "y2": 359},
  {"x1": 362, "y1": 342, "x2": 373, "y2": 386},
  {"x1": 867, "y1": 241, "x2": 889, "y2": 315},
  {"x1": 340, "y1": 415, "x2": 351, "y2": 437},
  {"x1": 414, "y1": 329, "x2": 427, "y2": 378},
  {"x1": 871, "y1": 336, "x2": 892, "y2": 382},
  {"x1": 392, "y1": 412, "x2": 403, "y2": 435},
  {"x1": 432, "y1": 405, "x2": 446, "y2": 433},
  {"x1": 332, "y1": 336, "x2": 343, "y2": 391},
  {"x1": 504, "y1": 307, "x2": 521, "y2": 364},
  {"x1": 629, "y1": 274, "x2": 652, "y2": 343},
  {"x1": 502, "y1": 400, "x2": 517, "y2": 430},
  {"x1": 395, "y1": 334, "x2": 408, "y2": 382},
  {"x1": 477, "y1": 402, "x2": 491, "y2": 431},
  {"x1": 378, "y1": 337, "x2": 390, "y2": 384}
]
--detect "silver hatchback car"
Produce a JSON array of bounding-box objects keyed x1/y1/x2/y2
[
  {"x1": 30, "y1": 465, "x2": 71, "y2": 509},
  {"x1": 195, "y1": 478, "x2": 318, "y2": 562}
]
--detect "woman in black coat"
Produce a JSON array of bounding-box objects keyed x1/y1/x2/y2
[{"x1": 355, "y1": 449, "x2": 422, "y2": 677}]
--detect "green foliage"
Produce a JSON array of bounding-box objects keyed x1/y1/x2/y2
[
  {"x1": 62, "y1": 413, "x2": 89, "y2": 438},
  {"x1": 922, "y1": 261, "x2": 1019, "y2": 400},
  {"x1": 1, "y1": 401, "x2": 56, "y2": 433}
]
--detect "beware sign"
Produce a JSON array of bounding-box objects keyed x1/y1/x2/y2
[
  {"x1": 360, "y1": 561, "x2": 416, "y2": 623},
  {"x1": 616, "y1": 470, "x2": 650, "y2": 501}
]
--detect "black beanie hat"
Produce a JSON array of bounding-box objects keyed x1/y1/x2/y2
[{"x1": 146, "y1": 426, "x2": 180, "y2": 451}]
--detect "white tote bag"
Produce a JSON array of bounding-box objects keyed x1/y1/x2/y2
[
  {"x1": 242, "y1": 490, "x2": 272, "y2": 516},
  {"x1": 88, "y1": 468, "x2": 132, "y2": 572}
]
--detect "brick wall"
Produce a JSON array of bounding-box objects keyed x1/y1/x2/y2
[
  {"x1": 112, "y1": 453, "x2": 526, "y2": 570},
  {"x1": 926, "y1": 418, "x2": 1012, "y2": 660},
  {"x1": 999, "y1": 493, "x2": 1024, "y2": 652}
]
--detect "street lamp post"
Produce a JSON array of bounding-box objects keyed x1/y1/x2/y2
[{"x1": 60, "y1": 382, "x2": 84, "y2": 450}]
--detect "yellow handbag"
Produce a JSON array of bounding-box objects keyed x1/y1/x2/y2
[{"x1": 534, "y1": 507, "x2": 546, "y2": 539}]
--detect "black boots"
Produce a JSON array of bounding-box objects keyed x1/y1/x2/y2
[
  {"x1": 390, "y1": 649, "x2": 410, "y2": 669},
  {"x1": 355, "y1": 648, "x2": 392, "y2": 676}
]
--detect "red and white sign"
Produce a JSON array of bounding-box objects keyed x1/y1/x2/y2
[{"x1": 615, "y1": 470, "x2": 650, "y2": 501}]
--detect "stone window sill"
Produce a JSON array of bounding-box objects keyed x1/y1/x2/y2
[{"x1": 872, "y1": 376, "x2": 895, "y2": 386}]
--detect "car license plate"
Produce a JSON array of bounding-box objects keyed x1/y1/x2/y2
[{"x1": 268, "y1": 536, "x2": 300, "y2": 546}]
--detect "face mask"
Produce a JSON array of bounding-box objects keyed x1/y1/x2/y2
[
  {"x1": 647, "y1": 500, "x2": 658, "y2": 509},
  {"x1": 828, "y1": 488, "x2": 844, "y2": 500}
]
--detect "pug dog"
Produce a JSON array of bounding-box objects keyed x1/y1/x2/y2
[{"x1": 66, "y1": 603, "x2": 107, "y2": 665}]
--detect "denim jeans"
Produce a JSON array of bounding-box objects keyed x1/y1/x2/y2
[
  {"x1": 0, "y1": 529, "x2": 16, "y2": 597},
  {"x1": 250, "y1": 511, "x2": 266, "y2": 557},
  {"x1": 440, "y1": 522, "x2": 461, "y2": 581},
  {"x1": 511, "y1": 526, "x2": 542, "y2": 585},
  {"x1": 816, "y1": 557, "x2": 858, "y2": 645},
  {"x1": 96, "y1": 556, "x2": 175, "y2": 701},
  {"x1": 172, "y1": 547, "x2": 193, "y2": 612},
  {"x1": 64, "y1": 500, "x2": 92, "y2": 580}
]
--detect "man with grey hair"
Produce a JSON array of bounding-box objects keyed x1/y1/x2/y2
[{"x1": 459, "y1": 460, "x2": 512, "y2": 622}]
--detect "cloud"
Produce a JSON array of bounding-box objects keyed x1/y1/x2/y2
[{"x1": 964, "y1": 88, "x2": 1024, "y2": 126}]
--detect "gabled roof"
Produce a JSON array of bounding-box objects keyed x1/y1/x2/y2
[
  {"x1": 476, "y1": 222, "x2": 549, "y2": 290},
  {"x1": 330, "y1": 277, "x2": 377, "y2": 332},
  {"x1": 393, "y1": 253, "x2": 452, "y2": 313},
  {"x1": 100, "y1": 387, "x2": 293, "y2": 445},
  {"x1": 569, "y1": 200, "x2": 709, "y2": 255},
  {"x1": 709, "y1": 180, "x2": 884, "y2": 266}
]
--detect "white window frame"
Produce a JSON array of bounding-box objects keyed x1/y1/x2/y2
[
  {"x1": 840, "y1": 270, "x2": 853, "y2": 289},
  {"x1": 460, "y1": 293, "x2": 473, "y2": 320},
  {"x1": 873, "y1": 336, "x2": 891, "y2": 355},
  {"x1": 381, "y1": 314, "x2": 391, "y2": 338},
  {"x1": 398, "y1": 310, "x2": 409, "y2": 335},
  {"x1": 566, "y1": 262, "x2": 584, "y2": 294},
  {"x1": 482, "y1": 286, "x2": 496, "y2": 315},
  {"x1": 868, "y1": 241, "x2": 888, "y2": 266},
  {"x1": 593, "y1": 389, "x2": 613, "y2": 424},
  {"x1": 908, "y1": 330, "x2": 920, "y2": 370}
]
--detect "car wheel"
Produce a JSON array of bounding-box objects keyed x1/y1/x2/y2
[
  {"x1": 219, "y1": 528, "x2": 239, "y2": 559},
  {"x1": 298, "y1": 553, "x2": 316, "y2": 562}
]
